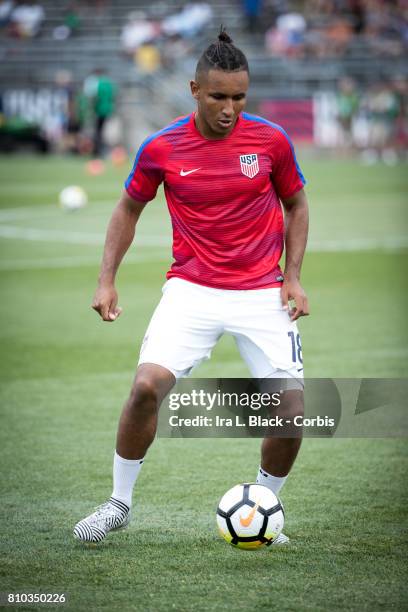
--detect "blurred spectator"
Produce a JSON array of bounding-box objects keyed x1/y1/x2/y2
[
  {"x1": 84, "y1": 68, "x2": 116, "y2": 157},
  {"x1": 55, "y1": 70, "x2": 88, "y2": 154},
  {"x1": 265, "y1": 12, "x2": 306, "y2": 58},
  {"x1": 274, "y1": 0, "x2": 406, "y2": 60},
  {"x1": 53, "y1": 3, "x2": 81, "y2": 41},
  {"x1": 66, "y1": 89, "x2": 89, "y2": 154},
  {"x1": 161, "y1": 3, "x2": 213, "y2": 38},
  {"x1": 135, "y1": 44, "x2": 161, "y2": 74},
  {"x1": 361, "y1": 82, "x2": 401, "y2": 164},
  {"x1": 242, "y1": 0, "x2": 262, "y2": 33},
  {"x1": 161, "y1": 34, "x2": 191, "y2": 71},
  {"x1": 8, "y1": 2, "x2": 44, "y2": 38},
  {"x1": 392, "y1": 76, "x2": 408, "y2": 159},
  {"x1": 348, "y1": 0, "x2": 366, "y2": 34},
  {"x1": 0, "y1": 92, "x2": 4, "y2": 130},
  {"x1": 336, "y1": 77, "x2": 359, "y2": 148},
  {"x1": 0, "y1": 0, "x2": 14, "y2": 26},
  {"x1": 120, "y1": 11, "x2": 160, "y2": 56},
  {"x1": 324, "y1": 16, "x2": 353, "y2": 55},
  {"x1": 364, "y1": 0, "x2": 405, "y2": 57}
]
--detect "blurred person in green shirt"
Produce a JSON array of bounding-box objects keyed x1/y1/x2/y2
[
  {"x1": 85, "y1": 68, "x2": 116, "y2": 157},
  {"x1": 336, "y1": 77, "x2": 359, "y2": 149}
]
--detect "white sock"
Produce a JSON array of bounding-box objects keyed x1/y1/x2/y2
[
  {"x1": 256, "y1": 466, "x2": 287, "y2": 496},
  {"x1": 111, "y1": 452, "x2": 144, "y2": 508}
]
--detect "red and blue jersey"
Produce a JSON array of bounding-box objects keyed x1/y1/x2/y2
[{"x1": 125, "y1": 112, "x2": 306, "y2": 290}]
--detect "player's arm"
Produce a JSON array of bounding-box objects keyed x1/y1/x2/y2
[
  {"x1": 92, "y1": 190, "x2": 147, "y2": 322},
  {"x1": 281, "y1": 188, "x2": 310, "y2": 321}
]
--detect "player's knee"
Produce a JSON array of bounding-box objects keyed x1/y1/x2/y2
[{"x1": 128, "y1": 378, "x2": 159, "y2": 413}]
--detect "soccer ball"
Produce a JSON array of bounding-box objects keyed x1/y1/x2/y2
[
  {"x1": 216, "y1": 483, "x2": 284, "y2": 549},
  {"x1": 59, "y1": 186, "x2": 88, "y2": 211}
]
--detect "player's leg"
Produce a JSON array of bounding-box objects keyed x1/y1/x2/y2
[
  {"x1": 257, "y1": 387, "x2": 304, "y2": 487},
  {"x1": 93, "y1": 115, "x2": 105, "y2": 156},
  {"x1": 110, "y1": 363, "x2": 176, "y2": 509},
  {"x1": 116, "y1": 363, "x2": 176, "y2": 460},
  {"x1": 234, "y1": 332, "x2": 304, "y2": 493},
  {"x1": 112, "y1": 280, "x2": 222, "y2": 502},
  {"x1": 74, "y1": 278, "x2": 222, "y2": 543},
  {"x1": 73, "y1": 363, "x2": 175, "y2": 544},
  {"x1": 227, "y1": 287, "x2": 305, "y2": 543},
  {"x1": 257, "y1": 389, "x2": 303, "y2": 545}
]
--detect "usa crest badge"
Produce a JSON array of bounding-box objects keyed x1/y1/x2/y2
[{"x1": 239, "y1": 154, "x2": 259, "y2": 179}]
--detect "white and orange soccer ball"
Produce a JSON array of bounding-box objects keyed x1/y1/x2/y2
[
  {"x1": 216, "y1": 483, "x2": 284, "y2": 549},
  {"x1": 59, "y1": 185, "x2": 88, "y2": 211}
]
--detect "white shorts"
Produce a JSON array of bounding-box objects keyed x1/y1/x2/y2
[{"x1": 139, "y1": 278, "x2": 304, "y2": 381}]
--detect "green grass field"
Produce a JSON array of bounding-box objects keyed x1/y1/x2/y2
[{"x1": 0, "y1": 155, "x2": 407, "y2": 611}]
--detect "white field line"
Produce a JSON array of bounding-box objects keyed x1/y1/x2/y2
[
  {"x1": 308, "y1": 347, "x2": 408, "y2": 359},
  {"x1": 0, "y1": 253, "x2": 169, "y2": 270},
  {"x1": 0, "y1": 224, "x2": 105, "y2": 244},
  {"x1": 0, "y1": 225, "x2": 170, "y2": 246},
  {"x1": 308, "y1": 236, "x2": 408, "y2": 251},
  {"x1": 0, "y1": 223, "x2": 407, "y2": 251},
  {"x1": 0, "y1": 202, "x2": 114, "y2": 221}
]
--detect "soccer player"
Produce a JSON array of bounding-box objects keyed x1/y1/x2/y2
[{"x1": 74, "y1": 29, "x2": 309, "y2": 545}]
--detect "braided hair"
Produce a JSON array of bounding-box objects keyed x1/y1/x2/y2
[{"x1": 195, "y1": 27, "x2": 249, "y2": 78}]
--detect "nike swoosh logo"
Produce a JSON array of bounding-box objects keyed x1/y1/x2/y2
[
  {"x1": 180, "y1": 168, "x2": 201, "y2": 176},
  {"x1": 239, "y1": 500, "x2": 260, "y2": 528}
]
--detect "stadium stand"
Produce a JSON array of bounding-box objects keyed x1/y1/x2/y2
[
  {"x1": 1, "y1": 1, "x2": 406, "y2": 86},
  {"x1": 0, "y1": 1, "x2": 406, "y2": 151}
]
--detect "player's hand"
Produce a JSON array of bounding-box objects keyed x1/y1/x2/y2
[
  {"x1": 91, "y1": 283, "x2": 123, "y2": 322},
  {"x1": 281, "y1": 278, "x2": 310, "y2": 321}
]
